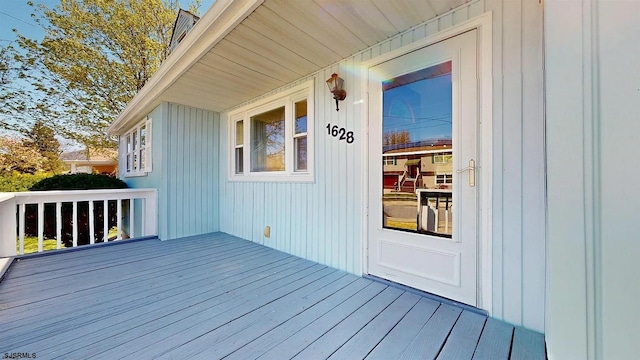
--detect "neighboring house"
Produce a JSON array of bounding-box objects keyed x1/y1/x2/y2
[
  {"x1": 107, "y1": 1, "x2": 639, "y2": 359},
  {"x1": 61, "y1": 148, "x2": 118, "y2": 176},
  {"x1": 169, "y1": 9, "x2": 200, "y2": 54}
]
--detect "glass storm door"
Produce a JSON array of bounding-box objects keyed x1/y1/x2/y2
[{"x1": 367, "y1": 31, "x2": 478, "y2": 305}]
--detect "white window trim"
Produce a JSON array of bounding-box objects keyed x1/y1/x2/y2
[
  {"x1": 122, "y1": 117, "x2": 152, "y2": 177},
  {"x1": 435, "y1": 173, "x2": 453, "y2": 184},
  {"x1": 228, "y1": 80, "x2": 314, "y2": 182}
]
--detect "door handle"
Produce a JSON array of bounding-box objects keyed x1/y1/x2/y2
[{"x1": 456, "y1": 159, "x2": 475, "y2": 187}]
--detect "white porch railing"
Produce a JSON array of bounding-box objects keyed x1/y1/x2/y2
[{"x1": 0, "y1": 189, "x2": 157, "y2": 257}]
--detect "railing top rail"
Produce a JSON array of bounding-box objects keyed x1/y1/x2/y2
[
  {"x1": 0, "y1": 193, "x2": 16, "y2": 203},
  {"x1": 11, "y1": 188, "x2": 157, "y2": 196},
  {"x1": 10, "y1": 188, "x2": 157, "y2": 205}
]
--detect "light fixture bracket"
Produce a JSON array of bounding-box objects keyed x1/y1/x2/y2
[{"x1": 326, "y1": 73, "x2": 347, "y2": 111}]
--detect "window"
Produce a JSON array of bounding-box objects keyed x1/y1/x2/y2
[
  {"x1": 229, "y1": 81, "x2": 313, "y2": 182},
  {"x1": 433, "y1": 153, "x2": 453, "y2": 164},
  {"x1": 383, "y1": 157, "x2": 397, "y2": 166},
  {"x1": 123, "y1": 118, "x2": 152, "y2": 176},
  {"x1": 436, "y1": 174, "x2": 453, "y2": 184},
  {"x1": 235, "y1": 120, "x2": 244, "y2": 174}
]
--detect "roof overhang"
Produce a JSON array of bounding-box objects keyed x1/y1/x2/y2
[{"x1": 108, "y1": 0, "x2": 467, "y2": 135}]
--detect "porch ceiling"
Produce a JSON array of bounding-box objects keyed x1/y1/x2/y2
[{"x1": 109, "y1": 0, "x2": 467, "y2": 134}]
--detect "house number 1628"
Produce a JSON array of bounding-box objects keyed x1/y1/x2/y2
[{"x1": 326, "y1": 123, "x2": 354, "y2": 144}]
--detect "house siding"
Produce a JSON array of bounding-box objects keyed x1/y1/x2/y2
[
  {"x1": 163, "y1": 103, "x2": 220, "y2": 240},
  {"x1": 213, "y1": 0, "x2": 546, "y2": 332},
  {"x1": 122, "y1": 103, "x2": 220, "y2": 240}
]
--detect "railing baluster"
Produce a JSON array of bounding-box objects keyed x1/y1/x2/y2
[
  {"x1": 19, "y1": 203, "x2": 25, "y2": 255},
  {"x1": 103, "y1": 200, "x2": 108, "y2": 242},
  {"x1": 89, "y1": 200, "x2": 95, "y2": 244},
  {"x1": 141, "y1": 197, "x2": 146, "y2": 236},
  {"x1": 117, "y1": 199, "x2": 122, "y2": 240},
  {"x1": 72, "y1": 201, "x2": 78, "y2": 248},
  {"x1": 37, "y1": 202, "x2": 44, "y2": 253},
  {"x1": 56, "y1": 202, "x2": 62, "y2": 250},
  {"x1": 129, "y1": 198, "x2": 135, "y2": 239}
]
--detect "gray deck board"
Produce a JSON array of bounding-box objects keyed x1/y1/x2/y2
[
  {"x1": 224, "y1": 278, "x2": 373, "y2": 360},
  {"x1": 510, "y1": 326, "x2": 547, "y2": 360},
  {"x1": 327, "y1": 291, "x2": 421, "y2": 360},
  {"x1": 399, "y1": 303, "x2": 463, "y2": 360},
  {"x1": 365, "y1": 297, "x2": 441, "y2": 360},
  {"x1": 0, "y1": 232, "x2": 546, "y2": 359},
  {"x1": 292, "y1": 286, "x2": 405, "y2": 360},
  {"x1": 473, "y1": 318, "x2": 516, "y2": 360},
  {"x1": 437, "y1": 310, "x2": 487, "y2": 360}
]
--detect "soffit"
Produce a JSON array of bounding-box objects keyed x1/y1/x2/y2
[{"x1": 110, "y1": 0, "x2": 467, "y2": 134}]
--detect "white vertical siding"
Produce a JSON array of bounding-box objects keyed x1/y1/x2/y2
[
  {"x1": 217, "y1": 0, "x2": 545, "y2": 332},
  {"x1": 485, "y1": 0, "x2": 546, "y2": 332}
]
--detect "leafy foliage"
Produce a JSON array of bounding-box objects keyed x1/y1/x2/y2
[
  {"x1": 29, "y1": 173, "x2": 127, "y2": 191},
  {"x1": 383, "y1": 130, "x2": 411, "y2": 146},
  {"x1": 0, "y1": 136, "x2": 47, "y2": 174},
  {"x1": 23, "y1": 121, "x2": 63, "y2": 173},
  {"x1": 0, "y1": 172, "x2": 52, "y2": 192},
  {"x1": 1, "y1": 0, "x2": 199, "y2": 151}
]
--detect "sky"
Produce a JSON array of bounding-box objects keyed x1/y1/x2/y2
[
  {"x1": 0, "y1": 0, "x2": 215, "y2": 140},
  {"x1": 0, "y1": 0, "x2": 216, "y2": 46}
]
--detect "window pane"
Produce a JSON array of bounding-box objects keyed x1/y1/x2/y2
[
  {"x1": 140, "y1": 149, "x2": 146, "y2": 170},
  {"x1": 126, "y1": 154, "x2": 131, "y2": 172},
  {"x1": 140, "y1": 125, "x2": 146, "y2": 147},
  {"x1": 295, "y1": 136, "x2": 307, "y2": 171},
  {"x1": 381, "y1": 61, "x2": 453, "y2": 237},
  {"x1": 126, "y1": 135, "x2": 131, "y2": 153},
  {"x1": 251, "y1": 106, "x2": 285, "y2": 172},
  {"x1": 236, "y1": 120, "x2": 243, "y2": 146},
  {"x1": 132, "y1": 131, "x2": 138, "y2": 151},
  {"x1": 295, "y1": 100, "x2": 307, "y2": 134},
  {"x1": 235, "y1": 147, "x2": 243, "y2": 174},
  {"x1": 133, "y1": 152, "x2": 138, "y2": 171}
]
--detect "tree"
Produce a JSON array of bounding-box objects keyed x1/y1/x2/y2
[
  {"x1": 0, "y1": 136, "x2": 47, "y2": 175},
  {"x1": 1, "y1": 0, "x2": 199, "y2": 151},
  {"x1": 383, "y1": 130, "x2": 411, "y2": 146},
  {"x1": 23, "y1": 121, "x2": 63, "y2": 173}
]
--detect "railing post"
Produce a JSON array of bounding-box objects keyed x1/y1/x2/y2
[
  {"x1": 143, "y1": 190, "x2": 157, "y2": 237},
  {"x1": 0, "y1": 194, "x2": 17, "y2": 257}
]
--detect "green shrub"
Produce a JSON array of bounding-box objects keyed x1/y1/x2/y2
[
  {"x1": 26, "y1": 174, "x2": 128, "y2": 248},
  {"x1": 29, "y1": 173, "x2": 127, "y2": 191},
  {"x1": 0, "y1": 172, "x2": 52, "y2": 192}
]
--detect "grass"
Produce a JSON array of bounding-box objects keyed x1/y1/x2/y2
[
  {"x1": 18, "y1": 236, "x2": 65, "y2": 254},
  {"x1": 386, "y1": 219, "x2": 417, "y2": 231},
  {"x1": 16, "y1": 227, "x2": 119, "y2": 254}
]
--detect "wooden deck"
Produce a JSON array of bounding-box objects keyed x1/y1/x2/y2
[{"x1": 0, "y1": 233, "x2": 546, "y2": 359}]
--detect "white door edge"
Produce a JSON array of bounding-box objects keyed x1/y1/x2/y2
[{"x1": 359, "y1": 12, "x2": 493, "y2": 314}]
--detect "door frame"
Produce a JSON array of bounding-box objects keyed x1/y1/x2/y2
[{"x1": 359, "y1": 12, "x2": 493, "y2": 313}]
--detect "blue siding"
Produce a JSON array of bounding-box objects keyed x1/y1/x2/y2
[
  {"x1": 122, "y1": 103, "x2": 220, "y2": 240},
  {"x1": 163, "y1": 104, "x2": 219, "y2": 240}
]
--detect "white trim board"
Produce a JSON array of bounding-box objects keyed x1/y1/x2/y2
[{"x1": 359, "y1": 12, "x2": 493, "y2": 314}]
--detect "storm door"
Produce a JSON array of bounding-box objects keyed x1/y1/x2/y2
[{"x1": 367, "y1": 31, "x2": 478, "y2": 305}]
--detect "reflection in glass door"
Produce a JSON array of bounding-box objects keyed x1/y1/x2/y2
[{"x1": 382, "y1": 61, "x2": 453, "y2": 238}]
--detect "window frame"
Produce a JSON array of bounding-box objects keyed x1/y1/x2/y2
[
  {"x1": 122, "y1": 117, "x2": 152, "y2": 177},
  {"x1": 383, "y1": 157, "x2": 397, "y2": 166},
  {"x1": 228, "y1": 80, "x2": 314, "y2": 182},
  {"x1": 436, "y1": 173, "x2": 453, "y2": 185}
]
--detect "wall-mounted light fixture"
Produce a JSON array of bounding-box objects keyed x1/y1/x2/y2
[{"x1": 326, "y1": 73, "x2": 347, "y2": 111}]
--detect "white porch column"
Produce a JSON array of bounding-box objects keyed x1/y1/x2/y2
[
  {"x1": 545, "y1": 1, "x2": 640, "y2": 359},
  {"x1": 0, "y1": 194, "x2": 17, "y2": 258}
]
